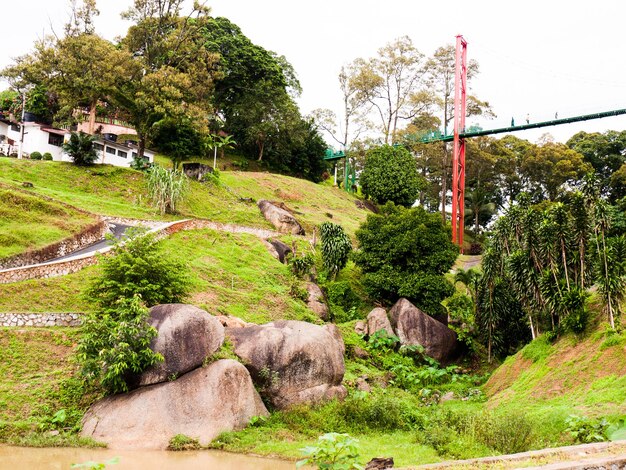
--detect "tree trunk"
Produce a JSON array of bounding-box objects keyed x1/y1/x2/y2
[
  {"x1": 88, "y1": 101, "x2": 97, "y2": 135},
  {"x1": 257, "y1": 139, "x2": 264, "y2": 162},
  {"x1": 440, "y1": 141, "x2": 448, "y2": 224}
]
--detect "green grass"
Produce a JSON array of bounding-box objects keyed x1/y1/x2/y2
[
  {"x1": 0, "y1": 228, "x2": 318, "y2": 322},
  {"x1": 0, "y1": 188, "x2": 98, "y2": 260}
]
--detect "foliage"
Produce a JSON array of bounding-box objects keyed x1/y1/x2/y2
[
  {"x1": 353, "y1": 202, "x2": 457, "y2": 315},
  {"x1": 297, "y1": 433, "x2": 363, "y2": 470},
  {"x1": 146, "y1": 165, "x2": 188, "y2": 214},
  {"x1": 77, "y1": 295, "x2": 163, "y2": 394},
  {"x1": 289, "y1": 253, "x2": 315, "y2": 278},
  {"x1": 63, "y1": 131, "x2": 98, "y2": 165},
  {"x1": 71, "y1": 457, "x2": 120, "y2": 469},
  {"x1": 564, "y1": 415, "x2": 610, "y2": 443},
  {"x1": 360, "y1": 145, "x2": 424, "y2": 207},
  {"x1": 168, "y1": 434, "x2": 201, "y2": 451},
  {"x1": 319, "y1": 222, "x2": 352, "y2": 279},
  {"x1": 29, "y1": 151, "x2": 42, "y2": 160},
  {"x1": 151, "y1": 118, "x2": 207, "y2": 169},
  {"x1": 85, "y1": 228, "x2": 190, "y2": 311},
  {"x1": 42, "y1": 152, "x2": 53, "y2": 161}
]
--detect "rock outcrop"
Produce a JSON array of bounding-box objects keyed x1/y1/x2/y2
[
  {"x1": 136, "y1": 304, "x2": 224, "y2": 387},
  {"x1": 81, "y1": 359, "x2": 268, "y2": 449},
  {"x1": 365, "y1": 307, "x2": 394, "y2": 337},
  {"x1": 226, "y1": 320, "x2": 346, "y2": 409},
  {"x1": 266, "y1": 238, "x2": 292, "y2": 264},
  {"x1": 305, "y1": 282, "x2": 329, "y2": 320},
  {"x1": 257, "y1": 199, "x2": 305, "y2": 235},
  {"x1": 388, "y1": 298, "x2": 457, "y2": 363}
]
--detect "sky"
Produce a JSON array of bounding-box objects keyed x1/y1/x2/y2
[{"x1": 2, "y1": 0, "x2": 626, "y2": 145}]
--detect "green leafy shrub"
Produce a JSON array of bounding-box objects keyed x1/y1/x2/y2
[
  {"x1": 565, "y1": 415, "x2": 610, "y2": 443},
  {"x1": 289, "y1": 252, "x2": 314, "y2": 278},
  {"x1": 168, "y1": 434, "x2": 201, "y2": 451},
  {"x1": 77, "y1": 295, "x2": 163, "y2": 394},
  {"x1": 42, "y1": 152, "x2": 53, "y2": 161},
  {"x1": 29, "y1": 151, "x2": 42, "y2": 160},
  {"x1": 353, "y1": 202, "x2": 458, "y2": 315},
  {"x1": 85, "y1": 229, "x2": 191, "y2": 311},
  {"x1": 319, "y1": 222, "x2": 352, "y2": 279},
  {"x1": 297, "y1": 432, "x2": 363, "y2": 469},
  {"x1": 360, "y1": 144, "x2": 425, "y2": 207}
]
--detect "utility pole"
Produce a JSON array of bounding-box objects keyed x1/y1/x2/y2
[{"x1": 17, "y1": 91, "x2": 26, "y2": 159}]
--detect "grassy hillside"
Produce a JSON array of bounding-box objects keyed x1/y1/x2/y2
[
  {"x1": 0, "y1": 159, "x2": 367, "y2": 236},
  {"x1": 0, "y1": 187, "x2": 98, "y2": 260}
]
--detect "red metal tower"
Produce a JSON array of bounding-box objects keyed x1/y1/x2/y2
[{"x1": 451, "y1": 35, "x2": 467, "y2": 250}]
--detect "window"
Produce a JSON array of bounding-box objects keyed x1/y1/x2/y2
[
  {"x1": 105, "y1": 146, "x2": 116, "y2": 155},
  {"x1": 93, "y1": 142, "x2": 104, "y2": 151},
  {"x1": 48, "y1": 133, "x2": 63, "y2": 147},
  {"x1": 117, "y1": 150, "x2": 127, "y2": 158},
  {"x1": 10, "y1": 124, "x2": 20, "y2": 132},
  {"x1": 132, "y1": 152, "x2": 137, "y2": 159}
]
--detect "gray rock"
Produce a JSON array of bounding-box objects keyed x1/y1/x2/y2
[
  {"x1": 366, "y1": 307, "x2": 394, "y2": 337},
  {"x1": 215, "y1": 314, "x2": 248, "y2": 329},
  {"x1": 257, "y1": 200, "x2": 305, "y2": 235},
  {"x1": 305, "y1": 282, "x2": 329, "y2": 320},
  {"x1": 81, "y1": 359, "x2": 268, "y2": 449},
  {"x1": 136, "y1": 304, "x2": 224, "y2": 387},
  {"x1": 354, "y1": 320, "x2": 367, "y2": 335},
  {"x1": 388, "y1": 298, "x2": 457, "y2": 363},
  {"x1": 267, "y1": 238, "x2": 292, "y2": 264},
  {"x1": 226, "y1": 320, "x2": 346, "y2": 409}
]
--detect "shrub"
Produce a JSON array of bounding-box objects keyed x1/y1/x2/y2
[
  {"x1": 30, "y1": 151, "x2": 42, "y2": 160},
  {"x1": 289, "y1": 253, "x2": 314, "y2": 278},
  {"x1": 146, "y1": 165, "x2": 188, "y2": 215},
  {"x1": 63, "y1": 131, "x2": 98, "y2": 165},
  {"x1": 565, "y1": 415, "x2": 610, "y2": 443},
  {"x1": 353, "y1": 202, "x2": 458, "y2": 315},
  {"x1": 84, "y1": 228, "x2": 191, "y2": 311},
  {"x1": 319, "y1": 222, "x2": 352, "y2": 279},
  {"x1": 297, "y1": 433, "x2": 363, "y2": 470},
  {"x1": 77, "y1": 295, "x2": 163, "y2": 394},
  {"x1": 42, "y1": 152, "x2": 53, "y2": 161},
  {"x1": 360, "y1": 144, "x2": 425, "y2": 207}
]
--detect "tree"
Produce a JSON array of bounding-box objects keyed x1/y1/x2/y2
[
  {"x1": 85, "y1": 228, "x2": 191, "y2": 310},
  {"x1": 360, "y1": 144, "x2": 424, "y2": 207},
  {"x1": 349, "y1": 36, "x2": 432, "y2": 144},
  {"x1": 63, "y1": 131, "x2": 98, "y2": 165},
  {"x1": 353, "y1": 202, "x2": 458, "y2": 317},
  {"x1": 521, "y1": 142, "x2": 591, "y2": 201},
  {"x1": 151, "y1": 118, "x2": 207, "y2": 169}
]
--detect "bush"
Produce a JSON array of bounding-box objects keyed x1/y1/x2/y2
[
  {"x1": 565, "y1": 415, "x2": 610, "y2": 443},
  {"x1": 297, "y1": 433, "x2": 363, "y2": 470},
  {"x1": 29, "y1": 151, "x2": 42, "y2": 160},
  {"x1": 353, "y1": 202, "x2": 458, "y2": 315},
  {"x1": 84, "y1": 228, "x2": 191, "y2": 311},
  {"x1": 288, "y1": 253, "x2": 314, "y2": 278},
  {"x1": 77, "y1": 295, "x2": 163, "y2": 394},
  {"x1": 360, "y1": 144, "x2": 425, "y2": 207},
  {"x1": 42, "y1": 152, "x2": 53, "y2": 161},
  {"x1": 319, "y1": 222, "x2": 352, "y2": 279}
]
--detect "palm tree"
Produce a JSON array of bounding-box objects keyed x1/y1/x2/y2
[
  {"x1": 62, "y1": 131, "x2": 98, "y2": 165},
  {"x1": 464, "y1": 188, "x2": 497, "y2": 234}
]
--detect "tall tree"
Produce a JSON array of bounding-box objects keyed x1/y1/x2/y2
[{"x1": 348, "y1": 36, "x2": 433, "y2": 144}]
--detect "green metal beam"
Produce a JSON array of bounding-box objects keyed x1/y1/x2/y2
[{"x1": 416, "y1": 108, "x2": 626, "y2": 143}]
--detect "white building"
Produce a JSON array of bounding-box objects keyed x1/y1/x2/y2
[{"x1": 0, "y1": 117, "x2": 155, "y2": 167}]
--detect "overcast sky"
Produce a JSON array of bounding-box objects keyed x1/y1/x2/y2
[{"x1": 2, "y1": 0, "x2": 626, "y2": 145}]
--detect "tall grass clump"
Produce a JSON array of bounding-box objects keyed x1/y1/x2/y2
[{"x1": 146, "y1": 165, "x2": 188, "y2": 214}]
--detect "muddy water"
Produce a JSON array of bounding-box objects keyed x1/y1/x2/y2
[{"x1": 0, "y1": 446, "x2": 298, "y2": 470}]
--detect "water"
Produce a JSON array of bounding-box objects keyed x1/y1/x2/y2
[{"x1": 0, "y1": 446, "x2": 298, "y2": 470}]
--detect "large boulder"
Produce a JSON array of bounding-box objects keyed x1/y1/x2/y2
[
  {"x1": 366, "y1": 307, "x2": 394, "y2": 337},
  {"x1": 388, "y1": 298, "x2": 457, "y2": 363},
  {"x1": 257, "y1": 199, "x2": 305, "y2": 235},
  {"x1": 137, "y1": 304, "x2": 224, "y2": 387},
  {"x1": 226, "y1": 320, "x2": 346, "y2": 409},
  {"x1": 305, "y1": 282, "x2": 329, "y2": 320},
  {"x1": 81, "y1": 359, "x2": 268, "y2": 450},
  {"x1": 267, "y1": 238, "x2": 293, "y2": 264}
]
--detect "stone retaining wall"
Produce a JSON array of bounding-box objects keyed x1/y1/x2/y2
[
  {"x1": 0, "y1": 220, "x2": 107, "y2": 270},
  {"x1": 0, "y1": 313, "x2": 82, "y2": 327},
  {"x1": 162, "y1": 219, "x2": 279, "y2": 239},
  {"x1": 0, "y1": 254, "x2": 99, "y2": 284}
]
